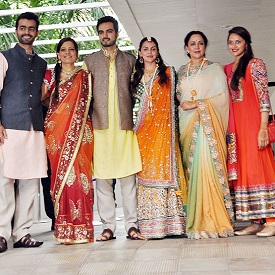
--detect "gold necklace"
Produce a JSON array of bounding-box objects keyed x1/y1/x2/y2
[
  {"x1": 61, "y1": 67, "x2": 77, "y2": 76},
  {"x1": 142, "y1": 66, "x2": 158, "y2": 113},
  {"x1": 144, "y1": 65, "x2": 158, "y2": 77},
  {"x1": 187, "y1": 58, "x2": 206, "y2": 100}
]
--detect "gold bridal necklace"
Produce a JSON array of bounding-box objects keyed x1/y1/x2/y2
[
  {"x1": 187, "y1": 58, "x2": 206, "y2": 100},
  {"x1": 61, "y1": 67, "x2": 77, "y2": 76},
  {"x1": 142, "y1": 65, "x2": 158, "y2": 112},
  {"x1": 144, "y1": 67, "x2": 157, "y2": 78}
]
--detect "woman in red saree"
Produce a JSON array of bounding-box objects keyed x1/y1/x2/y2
[
  {"x1": 43, "y1": 38, "x2": 94, "y2": 244},
  {"x1": 225, "y1": 27, "x2": 275, "y2": 237},
  {"x1": 131, "y1": 37, "x2": 187, "y2": 239}
]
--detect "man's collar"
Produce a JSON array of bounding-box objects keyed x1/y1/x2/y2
[
  {"x1": 101, "y1": 47, "x2": 118, "y2": 59},
  {"x1": 15, "y1": 43, "x2": 35, "y2": 56}
]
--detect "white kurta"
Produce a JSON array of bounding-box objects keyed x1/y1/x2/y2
[{"x1": 0, "y1": 128, "x2": 47, "y2": 179}]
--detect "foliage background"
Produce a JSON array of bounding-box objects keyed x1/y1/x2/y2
[{"x1": 0, "y1": 0, "x2": 135, "y2": 65}]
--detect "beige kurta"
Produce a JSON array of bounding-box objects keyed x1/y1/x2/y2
[
  {"x1": 0, "y1": 128, "x2": 47, "y2": 179},
  {"x1": 93, "y1": 59, "x2": 142, "y2": 179}
]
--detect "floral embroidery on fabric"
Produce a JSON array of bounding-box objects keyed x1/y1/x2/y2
[
  {"x1": 48, "y1": 74, "x2": 90, "y2": 202},
  {"x1": 82, "y1": 124, "x2": 93, "y2": 144},
  {"x1": 46, "y1": 134, "x2": 59, "y2": 155},
  {"x1": 80, "y1": 173, "x2": 90, "y2": 195},
  {"x1": 197, "y1": 99, "x2": 234, "y2": 223},
  {"x1": 133, "y1": 68, "x2": 179, "y2": 189},
  {"x1": 67, "y1": 167, "x2": 76, "y2": 187},
  {"x1": 187, "y1": 116, "x2": 200, "y2": 175},
  {"x1": 43, "y1": 69, "x2": 55, "y2": 91},
  {"x1": 135, "y1": 67, "x2": 186, "y2": 239},
  {"x1": 233, "y1": 80, "x2": 244, "y2": 102},
  {"x1": 69, "y1": 199, "x2": 82, "y2": 221},
  {"x1": 46, "y1": 121, "x2": 56, "y2": 132},
  {"x1": 227, "y1": 132, "x2": 237, "y2": 164},
  {"x1": 137, "y1": 184, "x2": 186, "y2": 239},
  {"x1": 251, "y1": 59, "x2": 270, "y2": 112},
  {"x1": 45, "y1": 70, "x2": 94, "y2": 244}
]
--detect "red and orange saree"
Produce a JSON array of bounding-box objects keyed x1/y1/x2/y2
[{"x1": 44, "y1": 69, "x2": 94, "y2": 243}]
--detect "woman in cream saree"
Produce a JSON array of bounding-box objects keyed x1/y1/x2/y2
[{"x1": 177, "y1": 31, "x2": 234, "y2": 239}]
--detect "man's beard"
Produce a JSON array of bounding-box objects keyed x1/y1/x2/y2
[
  {"x1": 101, "y1": 38, "x2": 116, "y2": 47},
  {"x1": 18, "y1": 35, "x2": 36, "y2": 45}
]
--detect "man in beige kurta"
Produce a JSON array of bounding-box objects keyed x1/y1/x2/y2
[
  {"x1": 0, "y1": 12, "x2": 47, "y2": 253},
  {"x1": 84, "y1": 16, "x2": 143, "y2": 241}
]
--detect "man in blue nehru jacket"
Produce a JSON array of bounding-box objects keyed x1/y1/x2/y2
[{"x1": 0, "y1": 12, "x2": 47, "y2": 253}]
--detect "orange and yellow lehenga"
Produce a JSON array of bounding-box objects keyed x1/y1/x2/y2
[
  {"x1": 177, "y1": 61, "x2": 234, "y2": 239},
  {"x1": 44, "y1": 69, "x2": 94, "y2": 243},
  {"x1": 224, "y1": 58, "x2": 275, "y2": 221},
  {"x1": 134, "y1": 67, "x2": 187, "y2": 239}
]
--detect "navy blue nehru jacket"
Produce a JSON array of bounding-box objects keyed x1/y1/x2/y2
[{"x1": 1, "y1": 43, "x2": 47, "y2": 131}]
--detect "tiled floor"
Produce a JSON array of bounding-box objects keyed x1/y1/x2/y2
[{"x1": 1, "y1": 209, "x2": 275, "y2": 275}]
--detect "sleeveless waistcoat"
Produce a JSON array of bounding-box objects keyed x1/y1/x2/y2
[
  {"x1": 84, "y1": 49, "x2": 135, "y2": 130},
  {"x1": 1, "y1": 44, "x2": 47, "y2": 131}
]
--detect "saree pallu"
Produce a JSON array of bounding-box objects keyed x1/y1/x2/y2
[
  {"x1": 177, "y1": 62, "x2": 234, "y2": 239},
  {"x1": 134, "y1": 67, "x2": 187, "y2": 239},
  {"x1": 225, "y1": 59, "x2": 275, "y2": 220},
  {"x1": 45, "y1": 69, "x2": 94, "y2": 243}
]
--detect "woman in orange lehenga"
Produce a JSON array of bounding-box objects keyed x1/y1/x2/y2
[
  {"x1": 225, "y1": 27, "x2": 275, "y2": 237},
  {"x1": 131, "y1": 37, "x2": 187, "y2": 239},
  {"x1": 43, "y1": 38, "x2": 94, "y2": 244}
]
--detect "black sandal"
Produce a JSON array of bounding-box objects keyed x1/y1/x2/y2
[
  {"x1": 96, "y1": 229, "x2": 116, "y2": 242},
  {"x1": 13, "y1": 234, "x2": 43, "y2": 248},
  {"x1": 0, "y1": 236, "x2": 7, "y2": 253}
]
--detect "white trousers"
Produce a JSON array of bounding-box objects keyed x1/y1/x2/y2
[
  {"x1": 0, "y1": 169, "x2": 39, "y2": 242},
  {"x1": 96, "y1": 175, "x2": 138, "y2": 234}
]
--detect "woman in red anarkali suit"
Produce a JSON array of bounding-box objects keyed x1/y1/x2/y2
[{"x1": 225, "y1": 26, "x2": 275, "y2": 237}]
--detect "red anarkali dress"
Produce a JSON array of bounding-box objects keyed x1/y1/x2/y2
[{"x1": 224, "y1": 58, "x2": 275, "y2": 220}]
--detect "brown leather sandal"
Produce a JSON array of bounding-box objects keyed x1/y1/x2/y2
[
  {"x1": 96, "y1": 229, "x2": 116, "y2": 242},
  {"x1": 127, "y1": 227, "x2": 145, "y2": 240},
  {"x1": 13, "y1": 234, "x2": 43, "y2": 248},
  {"x1": 0, "y1": 236, "x2": 7, "y2": 253}
]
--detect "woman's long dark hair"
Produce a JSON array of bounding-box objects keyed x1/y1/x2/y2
[
  {"x1": 228, "y1": 26, "x2": 254, "y2": 90},
  {"x1": 131, "y1": 37, "x2": 168, "y2": 92},
  {"x1": 53, "y1": 37, "x2": 79, "y2": 99}
]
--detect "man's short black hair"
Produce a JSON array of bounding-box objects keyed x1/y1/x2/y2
[
  {"x1": 96, "y1": 16, "x2": 119, "y2": 33},
  {"x1": 16, "y1": 12, "x2": 40, "y2": 31}
]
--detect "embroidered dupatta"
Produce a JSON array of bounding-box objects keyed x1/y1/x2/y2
[
  {"x1": 224, "y1": 63, "x2": 238, "y2": 182},
  {"x1": 45, "y1": 69, "x2": 94, "y2": 243},
  {"x1": 133, "y1": 67, "x2": 187, "y2": 203},
  {"x1": 177, "y1": 62, "x2": 234, "y2": 239}
]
